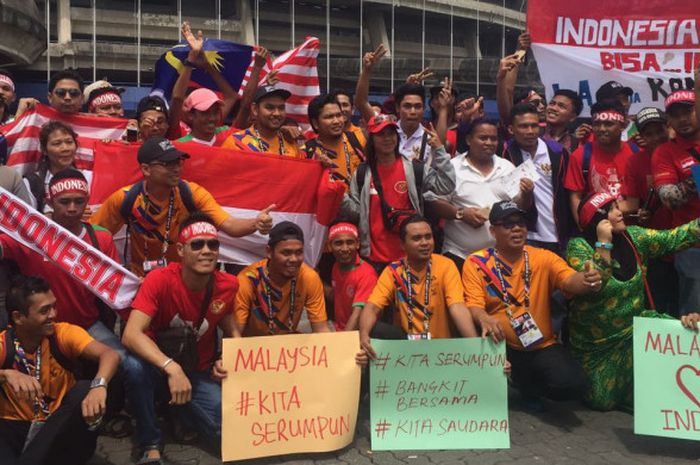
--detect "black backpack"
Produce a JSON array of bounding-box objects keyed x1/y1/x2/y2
[
  {"x1": 1, "y1": 327, "x2": 84, "y2": 378},
  {"x1": 119, "y1": 179, "x2": 197, "y2": 221}
]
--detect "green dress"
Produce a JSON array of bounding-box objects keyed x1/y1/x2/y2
[{"x1": 566, "y1": 220, "x2": 700, "y2": 411}]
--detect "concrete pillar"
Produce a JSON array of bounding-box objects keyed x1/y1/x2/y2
[
  {"x1": 57, "y1": 0, "x2": 71, "y2": 45},
  {"x1": 367, "y1": 8, "x2": 390, "y2": 56},
  {"x1": 238, "y1": 0, "x2": 256, "y2": 45}
]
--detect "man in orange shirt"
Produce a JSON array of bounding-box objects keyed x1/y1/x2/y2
[
  {"x1": 0, "y1": 276, "x2": 119, "y2": 465},
  {"x1": 235, "y1": 222, "x2": 330, "y2": 336},
  {"x1": 463, "y1": 200, "x2": 602, "y2": 405},
  {"x1": 359, "y1": 215, "x2": 478, "y2": 357}
]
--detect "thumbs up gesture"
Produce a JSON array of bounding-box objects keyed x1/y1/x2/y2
[
  {"x1": 255, "y1": 204, "x2": 276, "y2": 235},
  {"x1": 582, "y1": 260, "x2": 602, "y2": 292}
]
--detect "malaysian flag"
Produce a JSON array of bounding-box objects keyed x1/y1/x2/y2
[
  {"x1": 239, "y1": 37, "x2": 321, "y2": 126},
  {"x1": 0, "y1": 105, "x2": 129, "y2": 175}
]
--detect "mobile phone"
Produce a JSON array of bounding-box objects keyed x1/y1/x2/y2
[
  {"x1": 126, "y1": 127, "x2": 138, "y2": 142},
  {"x1": 514, "y1": 50, "x2": 526, "y2": 62}
]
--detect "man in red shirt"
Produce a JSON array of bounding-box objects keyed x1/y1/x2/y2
[
  {"x1": 565, "y1": 101, "x2": 635, "y2": 226},
  {"x1": 122, "y1": 213, "x2": 240, "y2": 464},
  {"x1": 328, "y1": 222, "x2": 377, "y2": 331},
  {"x1": 652, "y1": 90, "x2": 700, "y2": 315}
]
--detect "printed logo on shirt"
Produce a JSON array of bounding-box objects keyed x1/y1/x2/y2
[
  {"x1": 591, "y1": 168, "x2": 621, "y2": 198},
  {"x1": 345, "y1": 284, "x2": 355, "y2": 297},
  {"x1": 210, "y1": 300, "x2": 225, "y2": 315},
  {"x1": 394, "y1": 181, "x2": 408, "y2": 194},
  {"x1": 681, "y1": 157, "x2": 697, "y2": 172}
]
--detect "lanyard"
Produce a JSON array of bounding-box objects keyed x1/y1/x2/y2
[
  {"x1": 260, "y1": 266, "x2": 296, "y2": 334},
  {"x1": 493, "y1": 249, "x2": 530, "y2": 320},
  {"x1": 254, "y1": 128, "x2": 286, "y2": 156},
  {"x1": 404, "y1": 258, "x2": 432, "y2": 334},
  {"x1": 142, "y1": 187, "x2": 175, "y2": 260},
  {"x1": 13, "y1": 338, "x2": 49, "y2": 418}
]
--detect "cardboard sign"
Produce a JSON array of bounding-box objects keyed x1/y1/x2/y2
[
  {"x1": 369, "y1": 338, "x2": 510, "y2": 450},
  {"x1": 634, "y1": 317, "x2": 700, "y2": 440},
  {"x1": 221, "y1": 332, "x2": 361, "y2": 461}
]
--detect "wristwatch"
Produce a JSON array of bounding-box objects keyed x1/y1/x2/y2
[
  {"x1": 455, "y1": 208, "x2": 464, "y2": 220},
  {"x1": 90, "y1": 377, "x2": 108, "y2": 390}
]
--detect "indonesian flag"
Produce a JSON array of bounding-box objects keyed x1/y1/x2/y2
[
  {"x1": 0, "y1": 104, "x2": 129, "y2": 174},
  {"x1": 90, "y1": 142, "x2": 344, "y2": 266},
  {"x1": 238, "y1": 37, "x2": 321, "y2": 126}
]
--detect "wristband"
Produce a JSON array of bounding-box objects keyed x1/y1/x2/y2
[
  {"x1": 161, "y1": 358, "x2": 174, "y2": 371},
  {"x1": 595, "y1": 241, "x2": 613, "y2": 250}
]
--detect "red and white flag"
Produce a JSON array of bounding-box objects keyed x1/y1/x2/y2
[
  {"x1": 89, "y1": 142, "x2": 344, "y2": 266},
  {"x1": 238, "y1": 37, "x2": 321, "y2": 126},
  {"x1": 0, "y1": 104, "x2": 129, "y2": 174}
]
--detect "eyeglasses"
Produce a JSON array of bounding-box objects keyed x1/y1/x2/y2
[
  {"x1": 149, "y1": 158, "x2": 183, "y2": 168},
  {"x1": 188, "y1": 239, "x2": 220, "y2": 251},
  {"x1": 493, "y1": 219, "x2": 527, "y2": 229},
  {"x1": 54, "y1": 88, "x2": 82, "y2": 98}
]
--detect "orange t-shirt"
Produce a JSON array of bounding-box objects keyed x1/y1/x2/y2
[
  {"x1": 462, "y1": 246, "x2": 575, "y2": 350},
  {"x1": 368, "y1": 254, "x2": 465, "y2": 339},
  {"x1": 307, "y1": 133, "x2": 362, "y2": 186},
  {"x1": 222, "y1": 126, "x2": 305, "y2": 159},
  {"x1": 0, "y1": 323, "x2": 93, "y2": 421},
  {"x1": 90, "y1": 181, "x2": 230, "y2": 276},
  {"x1": 235, "y1": 259, "x2": 327, "y2": 336}
]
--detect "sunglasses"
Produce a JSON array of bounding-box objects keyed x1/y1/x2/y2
[
  {"x1": 54, "y1": 88, "x2": 82, "y2": 98},
  {"x1": 188, "y1": 239, "x2": 220, "y2": 251},
  {"x1": 493, "y1": 219, "x2": 527, "y2": 229}
]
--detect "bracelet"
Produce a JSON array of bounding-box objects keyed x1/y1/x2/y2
[
  {"x1": 161, "y1": 358, "x2": 174, "y2": 371},
  {"x1": 595, "y1": 241, "x2": 613, "y2": 250}
]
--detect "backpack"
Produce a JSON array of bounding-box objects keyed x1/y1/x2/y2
[
  {"x1": 119, "y1": 180, "x2": 197, "y2": 221},
  {"x1": 1, "y1": 327, "x2": 83, "y2": 378}
]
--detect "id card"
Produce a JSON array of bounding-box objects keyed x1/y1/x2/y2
[
  {"x1": 22, "y1": 419, "x2": 45, "y2": 452},
  {"x1": 407, "y1": 333, "x2": 431, "y2": 341},
  {"x1": 143, "y1": 258, "x2": 167, "y2": 273},
  {"x1": 510, "y1": 312, "x2": 544, "y2": 348}
]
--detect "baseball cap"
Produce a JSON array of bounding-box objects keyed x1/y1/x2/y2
[
  {"x1": 578, "y1": 192, "x2": 616, "y2": 229},
  {"x1": 183, "y1": 88, "x2": 223, "y2": 112},
  {"x1": 136, "y1": 96, "x2": 169, "y2": 120},
  {"x1": 268, "y1": 221, "x2": 304, "y2": 247},
  {"x1": 664, "y1": 90, "x2": 695, "y2": 111},
  {"x1": 489, "y1": 200, "x2": 526, "y2": 224},
  {"x1": 137, "y1": 136, "x2": 190, "y2": 164},
  {"x1": 366, "y1": 114, "x2": 398, "y2": 134},
  {"x1": 595, "y1": 81, "x2": 633, "y2": 102},
  {"x1": 635, "y1": 107, "x2": 666, "y2": 131},
  {"x1": 254, "y1": 85, "x2": 292, "y2": 103}
]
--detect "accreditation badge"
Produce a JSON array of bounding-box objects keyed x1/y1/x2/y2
[
  {"x1": 407, "y1": 333, "x2": 431, "y2": 341},
  {"x1": 510, "y1": 311, "x2": 544, "y2": 348}
]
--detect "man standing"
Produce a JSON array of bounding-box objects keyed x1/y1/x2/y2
[
  {"x1": 177, "y1": 88, "x2": 235, "y2": 147},
  {"x1": 652, "y1": 90, "x2": 700, "y2": 315},
  {"x1": 306, "y1": 94, "x2": 363, "y2": 186},
  {"x1": 122, "y1": 213, "x2": 240, "y2": 464},
  {"x1": 328, "y1": 222, "x2": 376, "y2": 331},
  {"x1": 47, "y1": 70, "x2": 84, "y2": 115},
  {"x1": 543, "y1": 89, "x2": 583, "y2": 152},
  {"x1": 330, "y1": 88, "x2": 367, "y2": 148},
  {"x1": 595, "y1": 81, "x2": 635, "y2": 141},
  {"x1": 565, "y1": 101, "x2": 636, "y2": 225},
  {"x1": 84, "y1": 83, "x2": 125, "y2": 118},
  {"x1": 0, "y1": 275, "x2": 119, "y2": 465},
  {"x1": 235, "y1": 222, "x2": 329, "y2": 336},
  {"x1": 505, "y1": 103, "x2": 574, "y2": 254},
  {"x1": 91, "y1": 137, "x2": 274, "y2": 276},
  {"x1": 223, "y1": 86, "x2": 304, "y2": 158},
  {"x1": 359, "y1": 215, "x2": 479, "y2": 353},
  {"x1": 463, "y1": 201, "x2": 601, "y2": 404},
  {"x1": 0, "y1": 69, "x2": 16, "y2": 123}
]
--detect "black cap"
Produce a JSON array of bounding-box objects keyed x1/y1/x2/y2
[
  {"x1": 137, "y1": 136, "x2": 189, "y2": 164},
  {"x1": 596, "y1": 81, "x2": 633, "y2": 102},
  {"x1": 489, "y1": 200, "x2": 526, "y2": 224},
  {"x1": 635, "y1": 107, "x2": 666, "y2": 131},
  {"x1": 254, "y1": 85, "x2": 292, "y2": 103},
  {"x1": 268, "y1": 221, "x2": 304, "y2": 247},
  {"x1": 136, "y1": 96, "x2": 169, "y2": 121}
]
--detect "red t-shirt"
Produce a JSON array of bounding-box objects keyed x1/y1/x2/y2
[
  {"x1": 368, "y1": 158, "x2": 411, "y2": 263},
  {"x1": 621, "y1": 149, "x2": 673, "y2": 230},
  {"x1": 565, "y1": 142, "x2": 635, "y2": 198},
  {"x1": 447, "y1": 129, "x2": 458, "y2": 157},
  {"x1": 331, "y1": 257, "x2": 377, "y2": 331},
  {"x1": 651, "y1": 136, "x2": 700, "y2": 227},
  {"x1": 130, "y1": 262, "x2": 238, "y2": 371},
  {"x1": 0, "y1": 225, "x2": 119, "y2": 328}
]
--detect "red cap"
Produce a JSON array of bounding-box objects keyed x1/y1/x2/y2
[
  {"x1": 183, "y1": 88, "x2": 223, "y2": 112},
  {"x1": 578, "y1": 192, "x2": 615, "y2": 229},
  {"x1": 664, "y1": 90, "x2": 695, "y2": 110},
  {"x1": 367, "y1": 114, "x2": 398, "y2": 134}
]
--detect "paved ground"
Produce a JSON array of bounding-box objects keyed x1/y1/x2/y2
[{"x1": 89, "y1": 392, "x2": 700, "y2": 465}]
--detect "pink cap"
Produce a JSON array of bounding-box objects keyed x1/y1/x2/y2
[{"x1": 183, "y1": 88, "x2": 223, "y2": 112}]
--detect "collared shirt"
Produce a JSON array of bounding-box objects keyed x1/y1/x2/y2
[
  {"x1": 426, "y1": 153, "x2": 515, "y2": 258},
  {"x1": 397, "y1": 123, "x2": 427, "y2": 162},
  {"x1": 521, "y1": 138, "x2": 557, "y2": 243}
]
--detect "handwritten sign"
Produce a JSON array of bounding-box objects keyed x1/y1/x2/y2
[
  {"x1": 634, "y1": 317, "x2": 700, "y2": 440},
  {"x1": 369, "y1": 338, "x2": 509, "y2": 450},
  {"x1": 492, "y1": 159, "x2": 541, "y2": 199},
  {"x1": 221, "y1": 332, "x2": 361, "y2": 461}
]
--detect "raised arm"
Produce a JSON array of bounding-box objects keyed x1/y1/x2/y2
[
  {"x1": 496, "y1": 32, "x2": 530, "y2": 124},
  {"x1": 169, "y1": 22, "x2": 201, "y2": 133},
  {"x1": 355, "y1": 44, "x2": 386, "y2": 123},
  {"x1": 233, "y1": 46, "x2": 270, "y2": 129},
  {"x1": 434, "y1": 77, "x2": 454, "y2": 146}
]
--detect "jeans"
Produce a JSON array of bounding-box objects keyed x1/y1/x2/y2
[
  {"x1": 122, "y1": 355, "x2": 221, "y2": 449},
  {"x1": 674, "y1": 248, "x2": 700, "y2": 315},
  {"x1": 87, "y1": 320, "x2": 128, "y2": 360}
]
